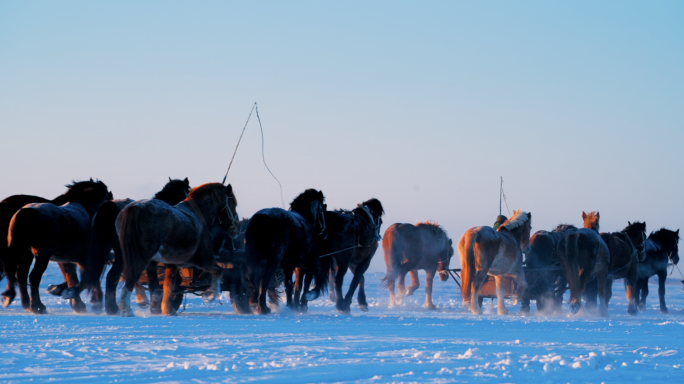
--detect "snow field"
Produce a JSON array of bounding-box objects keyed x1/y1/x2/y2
[{"x1": 0, "y1": 264, "x2": 682, "y2": 383}]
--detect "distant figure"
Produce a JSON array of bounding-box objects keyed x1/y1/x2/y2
[{"x1": 493, "y1": 215, "x2": 508, "y2": 230}]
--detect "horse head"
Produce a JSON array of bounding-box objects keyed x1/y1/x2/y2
[
  {"x1": 623, "y1": 221, "x2": 647, "y2": 262},
  {"x1": 359, "y1": 198, "x2": 385, "y2": 241},
  {"x1": 217, "y1": 184, "x2": 240, "y2": 238},
  {"x1": 499, "y1": 210, "x2": 532, "y2": 255},
  {"x1": 582, "y1": 211, "x2": 600, "y2": 233},
  {"x1": 651, "y1": 228, "x2": 680, "y2": 265},
  {"x1": 291, "y1": 189, "x2": 327, "y2": 240},
  {"x1": 438, "y1": 238, "x2": 454, "y2": 281},
  {"x1": 63, "y1": 179, "x2": 111, "y2": 215}
]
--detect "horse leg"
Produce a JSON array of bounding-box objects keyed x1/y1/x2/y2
[
  {"x1": 657, "y1": 270, "x2": 668, "y2": 314},
  {"x1": 293, "y1": 268, "x2": 304, "y2": 311},
  {"x1": 145, "y1": 262, "x2": 162, "y2": 314},
  {"x1": 334, "y1": 259, "x2": 350, "y2": 313},
  {"x1": 406, "y1": 270, "x2": 420, "y2": 296},
  {"x1": 105, "y1": 256, "x2": 123, "y2": 315},
  {"x1": 328, "y1": 258, "x2": 337, "y2": 303},
  {"x1": 583, "y1": 280, "x2": 598, "y2": 311},
  {"x1": 161, "y1": 265, "x2": 178, "y2": 316},
  {"x1": 59, "y1": 263, "x2": 87, "y2": 313},
  {"x1": 85, "y1": 262, "x2": 104, "y2": 314},
  {"x1": 350, "y1": 263, "x2": 370, "y2": 311},
  {"x1": 637, "y1": 277, "x2": 648, "y2": 311},
  {"x1": 258, "y1": 264, "x2": 277, "y2": 315},
  {"x1": 597, "y1": 274, "x2": 609, "y2": 317},
  {"x1": 299, "y1": 272, "x2": 314, "y2": 314},
  {"x1": 625, "y1": 272, "x2": 638, "y2": 315},
  {"x1": 396, "y1": 272, "x2": 408, "y2": 305},
  {"x1": 494, "y1": 276, "x2": 508, "y2": 315},
  {"x1": 341, "y1": 262, "x2": 366, "y2": 313},
  {"x1": 15, "y1": 251, "x2": 35, "y2": 310},
  {"x1": 470, "y1": 270, "x2": 488, "y2": 315},
  {"x1": 284, "y1": 267, "x2": 294, "y2": 309},
  {"x1": 28, "y1": 256, "x2": 51, "y2": 314},
  {"x1": 425, "y1": 269, "x2": 437, "y2": 310},
  {"x1": 387, "y1": 276, "x2": 397, "y2": 308}
]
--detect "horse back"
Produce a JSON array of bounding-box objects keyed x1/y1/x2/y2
[{"x1": 245, "y1": 208, "x2": 310, "y2": 265}]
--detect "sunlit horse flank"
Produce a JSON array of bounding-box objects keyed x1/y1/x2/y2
[
  {"x1": 116, "y1": 183, "x2": 238, "y2": 317},
  {"x1": 62, "y1": 178, "x2": 191, "y2": 315},
  {"x1": 381, "y1": 221, "x2": 454, "y2": 310},
  {"x1": 557, "y1": 211, "x2": 610, "y2": 316},
  {"x1": 459, "y1": 210, "x2": 531, "y2": 315},
  {"x1": 4, "y1": 180, "x2": 111, "y2": 314}
]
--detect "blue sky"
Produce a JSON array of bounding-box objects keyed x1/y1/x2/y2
[{"x1": 1, "y1": 1, "x2": 682, "y2": 274}]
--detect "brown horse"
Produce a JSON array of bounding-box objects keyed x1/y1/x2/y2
[
  {"x1": 557, "y1": 211, "x2": 610, "y2": 315},
  {"x1": 459, "y1": 210, "x2": 531, "y2": 315},
  {"x1": 381, "y1": 222, "x2": 454, "y2": 310},
  {"x1": 116, "y1": 183, "x2": 238, "y2": 316}
]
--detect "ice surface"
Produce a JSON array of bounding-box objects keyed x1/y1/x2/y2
[{"x1": 0, "y1": 263, "x2": 682, "y2": 383}]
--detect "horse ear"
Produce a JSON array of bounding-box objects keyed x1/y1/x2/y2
[
  {"x1": 226, "y1": 184, "x2": 233, "y2": 194},
  {"x1": 582, "y1": 211, "x2": 587, "y2": 219},
  {"x1": 676, "y1": 229, "x2": 680, "y2": 236},
  {"x1": 527, "y1": 212, "x2": 531, "y2": 220},
  {"x1": 596, "y1": 212, "x2": 600, "y2": 219},
  {"x1": 628, "y1": 221, "x2": 632, "y2": 225},
  {"x1": 449, "y1": 239, "x2": 453, "y2": 245},
  {"x1": 169, "y1": 177, "x2": 172, "y2": 182},
  {"x1": 184, "y1": 177, "x2": 189, "y2": 187}
]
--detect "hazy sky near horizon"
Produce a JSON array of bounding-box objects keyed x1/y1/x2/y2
[{"x1": 1, "y1": 2, "x2": 682, "y2": 274}]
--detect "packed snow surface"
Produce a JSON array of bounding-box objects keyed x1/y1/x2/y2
[{"x1": 1, "y1": 264, "x2": 683, "y2": 383}]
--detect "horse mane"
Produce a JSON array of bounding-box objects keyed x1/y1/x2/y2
[
  {"x1": 334, "y1": 208, "x2": 353, "y2": 214},
  {"x1": 361, "y1": 198, "x2": 384, "y2": 216},
  {"x1": 554, "y1": 223, "x2": 577, "y2": 232},
  {"x1": 649, "y1": 228, "x2": 680, "y2": 248},
  {"x1": 187, "y1": 183, "x2": 235, "y2": 205},
  {"x1": 499, "y1": 210, "x2": 529, "y2": 231},
  {"x1": 154, "y1": 178, "x2": 191, "y2": 202},
  {"x1": 415, "y1": 220, "x2": 447, "y2": 236},
  {"x1": 623, "y1": 221, "x2": 646, "y2": 233},
  {"x1": 290, "y1": 189, "x2": 324, "y2": 213},
  {"x1": 53, "y1": 179, "x2": 109, "y2": 205}
]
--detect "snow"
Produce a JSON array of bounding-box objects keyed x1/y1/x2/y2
[{"x1": 0, "y1": 263, "x2": 683, "y2": 383}]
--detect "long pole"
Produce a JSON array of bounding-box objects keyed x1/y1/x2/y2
[{"x1": 499, "y1": 177, "x2": 503, "y2": 216}]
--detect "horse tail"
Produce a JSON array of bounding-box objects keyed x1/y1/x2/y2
[
  {"x1": 119, "y1": 204, "x2": 148, "y2": 291},
  {"x1": 307, "y1": 250, "x2": 331, "y2": 300},
  {"x1": 5, "y1": 208, "x2": 39, "y2": 285},
  {"x1": 459, "y1": 231, "x2": 477, "y2": 305},
  {"x1": 82, "y1": 201, "x2": 120, "y2": 294}
]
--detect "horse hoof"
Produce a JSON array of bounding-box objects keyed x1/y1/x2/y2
[
  {"x1": 426, "y1": 304, "x2": 437, "y2": 310},
  {"x1": 570, "y1": 304, "x2": 580, "y2": 314},
  {"x1": 628, "y1": 309, "x2": 637, "y2": 316},
  {"x1": 202, "y1": 291, "x2": 216, "y2": 303},
  {"x1": 152, "y1": 289, "x2": 163, "y2": 302},
  {"x1": 120, "y1": 309, "x2": 135, "y2": 317},
  {"x1": 71, "y1": 300, "x2": 87, "y2": 314},
  {"x1": 304, "y1": 291, "x2": 317, "y2": 301},
  {"x1": 30, "y1": 304, "x2": 47, "y2": 314},
  {"x1": 61, "y1": 288, "x2": 77, "y2": 300},
  {"x1": 46, "y1": 284, "x2": 64, "y2": 296},
  {"x1": 660, "y1": 307, "x2": 669, "y2": 314},
  {"x1": 136, "y1": 300, "x2": 150, "y2": 309},
  {"x1": 258, "y1": 306, "x2": 271, "y2": 315},
  {"x1": 358, "y1": 304, "x2": 369, "y2": 312},
  {"x1": 150, "y1": 305, "x2": 162, "y2": 315},
  {"x1": 498, "y1": 308, "x2": 509, "y2": 315},
  {"x1": 521, "y1": 306, "x2": 530, "y2": 315},
  {"x1": 91, "y1": 302, "x2": 103, "y2": 314},
  {"x1": 106, "y1": 304, "x2": 119, "y2": 316},
  {"x1": 637, "y1": 303, "x2": 645, "y2": 311},
  {"x1": 1, "y1": 292, "x2": 14, "y2": 308}
]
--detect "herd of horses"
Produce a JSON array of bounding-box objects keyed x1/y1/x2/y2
[{"x1": 0, "y1": 178, "x2": 679, "y2": 318}]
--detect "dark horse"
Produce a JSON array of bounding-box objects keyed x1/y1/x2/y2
[
  {"x1": 117, "y1": 183, "x2": 238, "y2": 316},
  {"x1": 62, "y1": 178, "x2": 191, "y2": 315},
  {"x1": 382, "y1": 221, "x2": 454, "y2": 310},
  {"x1": 584, "y1": 221, "x2": 647, "y2": 315},
  {"x1": 4, "y1": 180, "x2": 111, "y2": 313},
  {"x1": 557, "y1": 211, "x2": 610, "y2": 316},
  {"x1": 320, "y1": 198, "x2": 384, "y2": 313},
  {"x1": 635, "y1": 227, "x2": 680, "y2": 313},
  {"x1": 459, "y1": 210, "x2": 530, "y2": 315},
  {"x1": 243, "y1": 189, "x2": 327, "y2": 315},
  {"x1": 520, "y1": 224, "x2": 577, "y2": 314}
]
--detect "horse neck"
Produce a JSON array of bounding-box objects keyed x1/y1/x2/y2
[
  {"x1": 51, "y1": 193, "x2": 70, "y2": 206},
  {"x1": 292, "y1": 207, "x2": 314, "y2": 225},
  {"x1": 184, "y1": 198, "x2": 217, "y2": 229},
  {"x1": 584, "y1": 222, "x2": 600, "y2": 233}
]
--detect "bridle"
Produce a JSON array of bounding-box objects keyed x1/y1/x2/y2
[
  {"x1": 316, "y1": 202, "x2": 327, "y2": 237},
  {"x1": 357, "y1": 204, "x2": 382, "y2": 241},
  {"x1": 217, "y1": 196, "x2": 239, "y2": 234}
]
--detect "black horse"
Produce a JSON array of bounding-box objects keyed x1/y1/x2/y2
[
  {"x1": 244, "y1": 189, "x2": 327, "y2": 314},
  {"x1": 520, "y1": 224, "x2": 576, "y2": 314},
  {"x1": 0, "y1": 183, "x2": 102, "y2": 299},
  {"x1": 62, "y1": 178, "x2": 190, "y2": 315},
  {"x1": 322, "y1": 198, "x2": 384, "y2": 314},
  {"x1": 3, "y1": 180, "x2": 110, "y2": 313},
  {"x1": 635, "y1": 228, "x2": 680, "y2": 313}
]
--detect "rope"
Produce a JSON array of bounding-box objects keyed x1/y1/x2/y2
[
  {"x1": 222, "y1": 103, "x2": 256, "y2": 185},
  {"x1": 255, "y1": 105, "x2": 285, "y2": 209}
]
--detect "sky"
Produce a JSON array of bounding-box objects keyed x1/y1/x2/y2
[{"x1": 1, "y1": 1, "x2": 682, "y2": 275}]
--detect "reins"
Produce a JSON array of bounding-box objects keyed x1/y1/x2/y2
[{"x1": 318, "y1": 205, "x2": 380, "y2": 259}]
